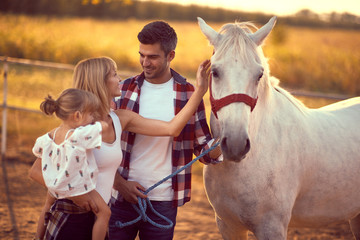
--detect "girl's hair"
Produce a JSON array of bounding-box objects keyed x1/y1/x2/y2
[
  {"x1": 40, "y1": 88, "x2": 100, "y2": 120},
  {"x1": 73, "y1": 56, "x2": 117, "y2": 117}
]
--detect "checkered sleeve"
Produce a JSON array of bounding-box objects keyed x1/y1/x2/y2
[{"x1": 193, "y1": 98, "x2": 216, "y2": 164}]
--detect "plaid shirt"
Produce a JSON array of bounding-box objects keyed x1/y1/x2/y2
[
  {"x1": 44, "y1": 199, "x2": 88, "y2": 240},
  {"x1": 113, "y1": 69, "x2": 216, "y2": 207}
]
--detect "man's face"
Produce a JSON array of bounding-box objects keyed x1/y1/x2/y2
[{"x1": 139, "y1": 42, "x2": 173, "y2": 83}]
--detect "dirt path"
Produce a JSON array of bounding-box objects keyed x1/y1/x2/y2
[{"x1": 0, "y1": 159, "x2": 355, "y2": 240}]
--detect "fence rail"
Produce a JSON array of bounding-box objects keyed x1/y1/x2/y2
[{"x1": 0, "y1": 56, "x2": 74, "y2": 70}]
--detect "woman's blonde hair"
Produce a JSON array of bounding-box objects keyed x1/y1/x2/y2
[
  {"x1": 40, "y1": 88, "x2": 100, "y2": 120},
  {"x1": 73, "y1": 56, "x2": 117, "y2": 117}
]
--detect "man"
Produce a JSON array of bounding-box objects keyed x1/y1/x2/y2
[{"x1": 109, "y1": 21, "x2": 221, "y2": 240}]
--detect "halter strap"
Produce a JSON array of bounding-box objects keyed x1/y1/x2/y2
[{"x1": 209, "y1": 76, "x2": 258, "y2": 119}]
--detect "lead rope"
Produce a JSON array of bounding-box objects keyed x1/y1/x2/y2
[{"x1": 113, "y1": 141, "x2": 221, "y2": 229}]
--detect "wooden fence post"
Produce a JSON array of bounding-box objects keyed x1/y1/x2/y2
[{"x1": 2, "y1": 57, "x2": 8, "y2": 161}]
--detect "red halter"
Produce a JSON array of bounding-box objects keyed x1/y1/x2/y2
[{"x1": 209, "y1": 76, "x2": 258, "y2": 119}]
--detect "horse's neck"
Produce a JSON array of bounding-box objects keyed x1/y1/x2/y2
[{"x1": 251, "y1": 76, "x2": 309, "y2": 135}]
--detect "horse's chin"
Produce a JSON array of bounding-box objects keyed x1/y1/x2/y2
[{"x1": 223, "y1": 153, "x2": 247, "y2": 163}]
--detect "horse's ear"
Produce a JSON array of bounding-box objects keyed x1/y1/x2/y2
[
  {"x1": 197, "y1": 17, "x2": 220, "y2": 46},
  {"x1": 249, "y1": 16, "x2": 277, "y2": 46}
]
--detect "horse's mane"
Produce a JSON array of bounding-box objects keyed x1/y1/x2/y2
[
  {"x1": 273, "y1": 81, "x2": 308, "y2": 114},
  {"x1": 214, "y1": 22, "x2": 259, "y2": 64},
  {"x1": 215, "y1": 21, "x2": 307, "y2": 114}
]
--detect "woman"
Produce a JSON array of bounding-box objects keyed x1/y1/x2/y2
[{"x1": 29, "y1": 56, "x2": 216, "y2": 239}]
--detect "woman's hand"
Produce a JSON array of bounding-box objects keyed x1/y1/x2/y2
[
  {"x1": 69, "y1": 193, "x2": 99, "y2": 213},
  {"x1": 195, "y1": 59, "x2": 211, "y2": 95}
]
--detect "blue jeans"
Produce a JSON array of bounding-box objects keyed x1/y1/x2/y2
[{"x1": 108, "y1": 200, "x2": 177, "y2": 240}]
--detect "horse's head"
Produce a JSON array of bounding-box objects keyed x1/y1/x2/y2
[{"x1": 198, "y1": 16, "x2": 277, "y2": 162}]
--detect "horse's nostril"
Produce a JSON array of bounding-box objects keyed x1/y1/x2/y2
[
  {"x1": 243, "y1": 138, "x2": 251, "y2": 155},
  {"x1": 221, "y1": 137, "x2": 227, "y2": 148},
  {"x1": 240, "y1": 139, "x2": 250, "y2": 156}
]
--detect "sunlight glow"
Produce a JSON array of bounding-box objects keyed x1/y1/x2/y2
[{"x1": 154, "y1": 0, "x2": 360, "y2": 16}]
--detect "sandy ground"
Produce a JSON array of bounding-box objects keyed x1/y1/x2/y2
[{"x1": 0, "y1": 158, "x2": 355, "y2": 240}]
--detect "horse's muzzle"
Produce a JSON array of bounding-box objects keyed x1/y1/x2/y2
[{"x1": 221, "y1": 137, "x2": 250, "y2": 162}]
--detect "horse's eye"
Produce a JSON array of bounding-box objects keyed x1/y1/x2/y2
[
  {"x1": 212, "y1": 69, "x2": 219, "y2": 78},
  {"x1": 258, "y1": 72, "x2": 263, "y2": 81}
]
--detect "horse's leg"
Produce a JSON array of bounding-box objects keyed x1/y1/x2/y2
[
  {"x1": 350, "y1": 214, "x2": 360, "y2": 240},
  {"x1": 252, "y1": 215, "x2": 288, "y2": 240},
  {"x1": 216, "y1": 215, "x2": 248, "y2": 240}
]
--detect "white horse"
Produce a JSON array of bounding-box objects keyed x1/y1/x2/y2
[{"x1": 198, "y1": 16, "x2": 360, "y2": 240}]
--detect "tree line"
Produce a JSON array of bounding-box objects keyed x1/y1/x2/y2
[{"x1": 1, "y1": 0, "x2": 359, "y2": 29}]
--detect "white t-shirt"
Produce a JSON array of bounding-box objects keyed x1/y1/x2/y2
[
  {"x1": 32, "y1": 122, "x2": 102, "y2": 199},
  {"x1": 128, "y1": 78, "x2": 175, "y2": 201},
  {"x1": 93, "y1": 111, "x2": 123, "y2": 203}
]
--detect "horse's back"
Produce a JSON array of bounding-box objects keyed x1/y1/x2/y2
[
  {"x1": 319, "y1": 96, "x2": 360, "y2": 112},
  {"x1": 306, "y1": 96, "x2": 360, "y2": 163},
  {"x1": 312, "y1": 96, "x2": 360, "y2": 130}
]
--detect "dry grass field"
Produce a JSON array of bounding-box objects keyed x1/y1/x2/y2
[{"x1": 1, "y1": 13, "x2": 360, "y2": 95}]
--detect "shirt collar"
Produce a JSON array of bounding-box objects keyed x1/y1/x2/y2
[{"x1": 135, "y1": 68, "x2": 186, "y2": 88}]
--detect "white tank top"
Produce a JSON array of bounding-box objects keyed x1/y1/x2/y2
[
  {"x1": 93, "y1": 111, "x2": 123, "y2": 203},
  {"x1": 128, "y1": 78, "x2": 175, "y2": 201}
]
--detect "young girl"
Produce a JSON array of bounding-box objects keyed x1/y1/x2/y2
[{"x1": 32, "y1": 88, "x2": 110, "y2": 240}]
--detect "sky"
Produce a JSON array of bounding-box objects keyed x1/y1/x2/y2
[{"x1": 155, "y1": 0, "x2": 360, "y2": 16}]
